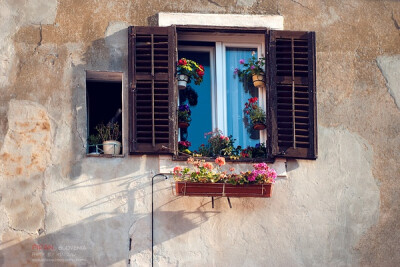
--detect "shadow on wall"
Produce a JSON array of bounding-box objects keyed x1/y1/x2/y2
[
  {"x1": 0, "y1": 173, "x2": 218, "y2": 265},
  {"x1": 0, "y1": 27, "x2": 219, "y2": 266}
]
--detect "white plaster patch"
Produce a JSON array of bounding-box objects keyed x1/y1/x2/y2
[
  {"x1": 377, "y1": 55, "x2": 400, "y2": 110},
  {"x1": 0, "y1": 0, "x2": 58, "y2": 88},
  {"x1": 236, "y1": 0, "x2": 257, "y2": 7}
]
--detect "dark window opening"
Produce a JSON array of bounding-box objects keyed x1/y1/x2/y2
[{"x1": 86, "y1": 71, "x2": 122, "y2": 155}]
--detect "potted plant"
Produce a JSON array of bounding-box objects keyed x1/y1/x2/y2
[
  {"x1": 244, "y1": 97, "x2": 266, "y2": 130},
  {"x1": 173, "y1": 157, "x2": 277, "y2": 198},
  {"x1": 95, "y1": 122, "x2": 121, "y2": 155},
  {"x1": 87, "y1": 134, "x2": 101, "y2": 154},
  {"x1": 177, "y1": 58, "x2": 205, "y2": 89},
  {"x1": 178, "y1": 104, "x2": 192, "y2": 129},
  {"x1": 234, "y1": 52, "x2": 266, "y2": 88}
]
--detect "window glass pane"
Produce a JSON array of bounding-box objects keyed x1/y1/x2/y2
[
  {"x1": 226, "y1": 48, "x2": 260, "y2": 148},
  {"x1": 178, "y1": 51, "x2": 212, "y2": 150}
]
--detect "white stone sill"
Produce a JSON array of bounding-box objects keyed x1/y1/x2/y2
[
  {"x1": 157, "y1": 13, "x2": 284, "y2": 30},
  {"x1": 159, "y1": 155, "x2": 287, "y2": 178}
]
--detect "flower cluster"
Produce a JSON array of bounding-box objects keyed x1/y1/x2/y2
[
  {"x1": 246, "y1": 163, "x2": 277, "y2": 184},
  {"x1": 178, "y1": 140, "x2": 192, "y2": 154},
  {"x1": 178, "y1": 104, "x2": 192, "y2": 124},
  {"x1": 244, "y1": 97, "x2": 266, "y2": 125},
  {"x1": 173, "y1": 156, "x2": 276, "y2": 185},
  {"x1": 234, "y1": 52, "x2": 265, "y2": 80},
  {"x1": 177, "y1": 58, "x2": 205, "y2": 85},
  {"x1": 194, "y1": 130, "x2": 236, "y2": 157},
  {"x1": 240, "y1": 143, "x2": 267, "y2": 158}
]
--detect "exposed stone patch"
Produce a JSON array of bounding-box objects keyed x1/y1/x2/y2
[
  {"x1": 0, "y1": 100, "x2": 51, "y2": 233},
  {"x1": 376, "y1": 55, "x2": 400, "y2": 110}
]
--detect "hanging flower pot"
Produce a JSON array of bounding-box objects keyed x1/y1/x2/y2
[
  {"x1": 177, "y1": 74, "x2": 189, "y2": 90},
  {"x1": 252, "y1": 73, "x2": 265, "y2": 88},
  {"x1": 178, "y1": 122, "x2": 189, "y2": 129},
  {"x1": 253, "y1": 123, "x2": 266, "y2": 130}
]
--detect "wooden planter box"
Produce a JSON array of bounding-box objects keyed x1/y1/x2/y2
[{"x1": 175, "y1": 182, "x2": 272, "y2": 198}]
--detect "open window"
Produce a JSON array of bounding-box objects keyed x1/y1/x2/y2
[
  {"x1": 86, "y1": 71, "x2": 123, "y2": 155},
  {"x1": 128, "y1": 26, "x2": 317, "y2": 160}
]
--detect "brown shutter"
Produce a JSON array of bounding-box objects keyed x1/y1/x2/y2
[
  {"x1": 128, "y1": 26, "x2": 177, "y2": 154},
  {"x1": 268, "y1": 30, "x2": 317, "y2": 159}
]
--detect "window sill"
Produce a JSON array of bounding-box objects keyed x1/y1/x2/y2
[
  {"x1": 86, "y1": 153, "x2": 125, "y2": 158},
  {"x1": 173, "y1": 154, "x2": 274, "y2": 163},
  {"x1": 160, "y1": 155, "x2": 287, "y2": 178}
]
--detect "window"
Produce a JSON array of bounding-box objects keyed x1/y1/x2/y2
[
  {"x1": 86, "y1": 71, "x2": 123, "y2": 155},
  {"x1": 128, "y1": 26, "x2": 317, "y2": 160}
]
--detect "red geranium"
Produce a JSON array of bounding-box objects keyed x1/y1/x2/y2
[{"x1": 178, "y1": 59, "x2": 187, "y2": 66}]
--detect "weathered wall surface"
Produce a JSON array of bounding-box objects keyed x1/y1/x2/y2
[{"x1": 0, "y1": 0, "x2": 399, "y2": 266}]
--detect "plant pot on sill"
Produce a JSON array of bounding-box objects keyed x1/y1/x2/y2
[
  {"x1": 102, "y1": 140, "x2": 121, "y2": 155},
  {"x1": 175, "y1": 181, "x2": 272, "y2": 198},
  {"x1": 178, "y1": 122, "x2": 190, "y2": 129},
  {"x1": 177, "y1": 74, "x2": 189, "y2": 90},
  {"x1": 253, "y1": 123, "x2": 266, "y2": 130},
  {"x1": 252, "y1": 73, "x2": 265, "y2": 88}
]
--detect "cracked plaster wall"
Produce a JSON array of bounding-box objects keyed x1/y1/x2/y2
[{"x1": 0, "y1": 0, "x2": 399, "y2": 266}]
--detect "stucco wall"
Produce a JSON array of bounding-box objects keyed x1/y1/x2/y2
[{"x1": 0, "y1": 0, "x2": 399, "y2": 266}]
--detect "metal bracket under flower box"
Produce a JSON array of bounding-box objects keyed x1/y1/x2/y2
[{"x1": 175, "y1": 182, "x2": 272, "y2": 198}]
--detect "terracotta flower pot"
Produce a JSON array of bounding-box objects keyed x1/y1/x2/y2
[
  {"x1": 177, "y1": 74, "x2": 189, "y2": 90},
  {"x1": 178, "y1": 122, "x2": 189, "y2": 129},
  {"x1": 102, "y1": 140, "x2": 121, "y2": 155},
  {"x1": 175, "y1": 181, "x2": 272, "y2": 198},
  {"x1": 253, "y1": 123, "x2": 266, "y2": 130},
  {"x1": 252, "y1": 73, "x2": 265, "y2": 88}
]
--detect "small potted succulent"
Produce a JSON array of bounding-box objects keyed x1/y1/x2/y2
[
  {"x1": 234, "y1": 51, "x2": 266, "y2": 88},
  {"x1": 178, "y1": 104, "x2": 191, "y2": 129},
  {"x1": 87, "y1": 134, "x2": 101, "y2": 154},
  {"x1": 95, "y1": 122, "x2": 121, "y2": 155},
  {"x1": 244, "y1": 97, "x2": 266, "y2": 130},
  {"x1": 177, "y1": 58, "x2": 205, "y2": 89}
]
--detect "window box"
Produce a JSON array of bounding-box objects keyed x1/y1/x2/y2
[{"x1": 175, "y1": 181, "x2": 272, "y2": 198}]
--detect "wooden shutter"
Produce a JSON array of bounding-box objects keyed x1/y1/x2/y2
[
  {"x1": 268, "y1": 30, "x2": 317, "y2": 159},
  {"x1": 128, "y1": 26, "x2": 177, "y2": 154}
]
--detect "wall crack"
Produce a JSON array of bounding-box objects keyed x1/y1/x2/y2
[
  {"x1": 33, "y1": 23, "x2": 43, "y2": 54},
  {"x1": 391, "y1": 12, "x2": 400, "y2": 30},
  {"x1": 289, "y1": 0, "x2": 311, "y2": 11},
  {"x1": 206, "y1": 0, "x2": 226, "y2": 8}
]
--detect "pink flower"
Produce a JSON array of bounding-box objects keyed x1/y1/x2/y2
[
  {"x1": 250, "y1": 65, "x2": 255, "y2": 70},
  {"x1": 239, "y1": 59, "x2": 245, "y2": 64},
  {"x1": 173, "y1": 166, "x2": 182, "y2": 174},
  {"x1": 203, "y1": 163, "x2": 213, "y2": 170},
  {"x1": 215, "y1": 157, "x2": 226, "y2": 166},
  {"x1": 233, "y1": 68, "x2": 239, "y2": 75},
  {"x1": 229, "y1": 167, "x2": 235, "y2": 172}
]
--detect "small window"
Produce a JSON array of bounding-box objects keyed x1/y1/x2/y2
[{"x1": 86, "y1": 71, "x2": 123, "y2": 155}]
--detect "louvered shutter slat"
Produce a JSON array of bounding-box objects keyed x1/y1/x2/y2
[
  {"x1": 268, "y1": 30, "x2": 317, "y2": 159},
  {"x1": 128, "y1": 26, "x2": 177, "y2": 154}
]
